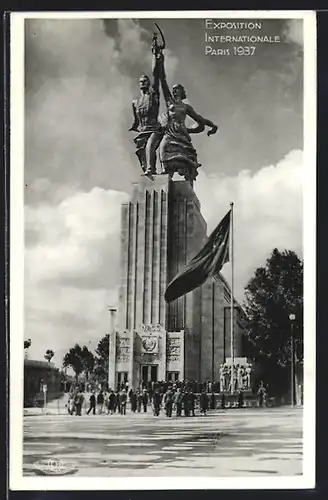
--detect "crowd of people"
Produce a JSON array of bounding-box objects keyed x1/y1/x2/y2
[
  {"x1": 66, "y1": 378, "x2": 269, "y2": 417},
  {"x1": 67, "y1": 380, "x2": 211, "y2": 418}
]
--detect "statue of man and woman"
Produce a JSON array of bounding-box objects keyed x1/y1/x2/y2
[{"x1": 129, "y1": 25, "x2": 218, "y2": 182}]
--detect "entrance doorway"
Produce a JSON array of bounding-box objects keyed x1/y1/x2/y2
[
  {"x1": 141, "y1": 365, "x2": 158, "y2": 384},
  {"x1": 116, "y1": 372, "x2": 128, "y2": 388},
  {"x1": 167, "y1": 371, "x2": 179, "y2": 382}
]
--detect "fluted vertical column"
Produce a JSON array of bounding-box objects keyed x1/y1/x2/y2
[
  {"x1": 118, "y1": 203, "x2": 129, "y2": 331},
  {"x1": 154, "y1": 190, "x2": 162, "y2": 326},
  {"x1": 131, "y1": 202, "x2": 138, "y2": 330},
  {"x1": 160, "y1": 189, "x2": 168, "y2": 328},
  {"x1": 149, "y1": 190, "x2": 155, "y2": 325},
  {"x1": 108, "y1": 329, "x2": 116, "y2": 390}
]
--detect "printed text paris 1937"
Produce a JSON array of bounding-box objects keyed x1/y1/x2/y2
[{"x1": 205, "y1": 18, "x2": 281, "y2": 56}]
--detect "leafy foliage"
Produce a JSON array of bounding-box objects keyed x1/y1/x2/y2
[
  {"x1": 81, "y1": 345, "x2": 95, "y2": 380},
  {"x1": 62, "y1": 344, "x2": 95, "y2": 381},
  {"x1": 243, "y1": 248, "x2": 303, "y2": 394},
  {"x1": 44, "y1": 349, "x2": 54, "y2": 362},
  {"x1": 94, "y1": 334, "x2": 109, "y2": 383},
  {"x1": 24, "y1": 339, "x2": 32, "y2": 350}
]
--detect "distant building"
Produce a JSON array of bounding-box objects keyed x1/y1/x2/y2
[{"x1": 24, "y1": 359, "x2": 62, "y2": 407}]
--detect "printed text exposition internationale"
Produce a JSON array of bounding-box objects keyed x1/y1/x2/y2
[{"x1": 205, "y1": 20, "x2": 264, "y2": 30}]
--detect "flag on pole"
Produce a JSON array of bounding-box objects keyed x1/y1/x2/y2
[{"x1": 164, "y1": 209, "x2": 231, "y2": 303}]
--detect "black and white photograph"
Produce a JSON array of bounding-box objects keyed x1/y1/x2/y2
[{"x1": 10, "y1": 10, "x2": 316, "y2": 490}]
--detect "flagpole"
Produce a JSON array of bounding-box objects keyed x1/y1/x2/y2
[{"x1": 230, "y1": 202, "x2": 235, "y2": 395}]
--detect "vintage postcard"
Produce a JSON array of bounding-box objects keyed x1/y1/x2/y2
[{"x1": 9, "y1": 10, "x2": 316, "y2": 490}]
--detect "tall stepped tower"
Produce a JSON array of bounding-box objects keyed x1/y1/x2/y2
[{"x1": 108, "y1": 174, "x2": 243, "y2": 389}]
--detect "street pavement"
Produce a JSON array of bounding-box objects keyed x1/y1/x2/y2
[{"x1": 23, "y1": 407, "x2": 303, "y2": 477}]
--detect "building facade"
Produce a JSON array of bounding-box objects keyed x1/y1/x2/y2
[{"x1": 108, "y1": 174, "x2": 244, "y2": 389}]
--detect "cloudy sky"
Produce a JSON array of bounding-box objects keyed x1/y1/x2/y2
[{"x1": 24, "y1": 17, "x2": 303, "y2": 364}]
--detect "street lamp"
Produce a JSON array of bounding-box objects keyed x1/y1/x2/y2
[
  {"x1": 108, "y1": 307, "x2": 117, "y2": 390},
  {"x1": 289, "y1": 313, "x2": 296, "y2": 407}
]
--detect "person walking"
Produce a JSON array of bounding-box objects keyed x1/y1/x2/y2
[
  {"x1": 174, "y1": 388, "x2": 183, "y2": 417},
  {"x1": 97, "y1": 390, "x2": 104, "y2": 414},
  {"x1": 238, "y1": 390, "x2": 244, "y2": 409},
  {"x1": 119, "y1": 389, "x2": 127, "y2": 415},
  {"x1": 257, "y1": 382, "x2": 266, "y2": 408},
  {"x1": 87, "y1": 391, "x2": 96, "y2": 415},
  {"x1": 148, "y1": 382, "x2": 153, "y2": 403},
  {"x1": 108, "y1": 389, "x2": 116, "y2": 415},
  {"x1": 68, "y1": 391, "x2": 75, "y2": 415},
  {"x1": 75, "y1": 388, "x2": 84, "y2": 416},
  {"x1": 142, "y1": 388, "x2": 148, "y2": 413},
  {"x1": 130, "y1": 389, "x2": 137, "y2": 412},
  {"x1": 72, "y1": 390, "x2": 79, "y2": 416},
  {"x1": 114, "y1": 389, "x2": 121, "y2": 414},
  {"x1": 200, "y1": 389, "x2": 209, "y2": 416},
  {"x1": 188, "y1": 389, "x2": 195, "y2": 417},
  {"x1": 164, "y1": 388, "x2": 173, "y2": 417},
  {"x1": 136, "y1": 389, "x2": 142, "y2": 412},
  {"x1": 183, "y1": 390, "x2": 190, "y2": 417},
  {"x1": 152, "y1": 389, "x2": 162, "y2": 416},
  {"x1": 103, "y1": 390, "x2": 109, "y2": 413}
]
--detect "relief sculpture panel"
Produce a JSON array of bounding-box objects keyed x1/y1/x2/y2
[
  {"x1": 116, "y1": 336, "x2": 130, "y2": 362},
  {"x1": 167, "y1": 337, "x2": 181, "y2": 361}
]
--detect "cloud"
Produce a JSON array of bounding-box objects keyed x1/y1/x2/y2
[
  {"x1": 25, "y1": 187, "x2": 129, "y2": 362},
  {"x1": 25, "y1": 19, "x2": 178, "y2": 204},
  {"x1": 23, "y1": 18, "x2": 303, "y2": 362},
  {"x1": 195, "y1": 149, "x2": 303, "y2": 301},
  {"x1": 282, "y1": 19, "x2": 303, "y2": 46},
  {"x1": 26, "y1": 150, "x2": 303, "y2": 362},
  {"x1": 23, "y1": 18, "x2": 180, "y2": 362}
]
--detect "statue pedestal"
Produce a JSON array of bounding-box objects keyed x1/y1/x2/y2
[
  {"x1": 225, "y1": 357, "x2": 248, "y2": 365},
  {"x1": 221, "y1": 357, "x2": 253, "y2": 393},
  {"x1": 165, "y1": 160, "x2": 199, "y2": 183}
]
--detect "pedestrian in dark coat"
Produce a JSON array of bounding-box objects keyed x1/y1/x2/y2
[
  {"x1": 238, "y1": 390, "x2": 244, "y2": 408},
  {"x1": 75, "y1": 390, "x2": 84, "y2": 416},
  {"x1": 174, "y1": 389, "x2": 183, "y2": 417},
  {"x1": 257, "y1": 382, "x2": 266, "y2": 407},
  {"x1": 200, "y1": 390, "x2": 209, "y2": 415},
  {"x1": 87, "y1": 392, "x2": 96, "y2": 415},
  {"x1": 142, "y1": 389, "x2": 148, "y2": 412},
  {"x1": 68, "y1": 391, "x2": 75, "y2": 415},
  {"x1": 108, "y1": 390, "x2": 116, "y2": 414},
  {"x1": 136, "y1": 390, "x2": 142, "y2": 412},
  {"x1": 152, "y1": 390, "x2": 162, "y2": 416},
  {"x1": 114, "y1": 390, "x2": 120, "y2": 414},
  {"x1": 97, "y1": 391, "x2": 104, "y2": 414},
  {"x1": 119, "y1": 389, "x2": 127, "y2": 415},
  {"x1": 183, "y1": 391, "x2": 190, "y2": 417},
  {"x1": 164, "y1": 389, "x2": 173, "y2": 417},
  {"x1": 188, "y1": 390, "x2": 195, "y2": 416},
  {"x1": 130, "y1": 389, "x2": 137, "y2": 412}
]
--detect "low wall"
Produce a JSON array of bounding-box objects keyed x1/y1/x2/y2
[
  {"x1": 25, "y1": 390, "x2": 64, "y2": 408},
  {"x1": 195, "y1": 392, "x2": 279, "y2": 409}
]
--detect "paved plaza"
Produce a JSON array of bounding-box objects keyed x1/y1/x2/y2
[{"x1": 23, "y1": 407, "x2": 303, "y2": 477}]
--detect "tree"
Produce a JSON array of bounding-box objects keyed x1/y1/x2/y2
[
  {"x1": 44, "y1": 349, "x2": 55, "y2": 362},
  {"x1": 63, "y1": 344, "x2": 84, "y2": 381},
  {"x1": 24, "y1": 339, "x2": 31, "y2": 350},
  {"x1": 94, "y1": 334, "x2": 109, "y2": 383},
  {"x1": 62, "y1": 344, "x2": 95, "y2": 382},
  {"x1": 243, "y1": 248, "x2": 303, "y2": 396},
  {"x1": 24, "y1": 338, "x2": 32, "y2": 359},
  {"x1": 81, "y1": 346, "x2": 95, "y2": 381}
]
